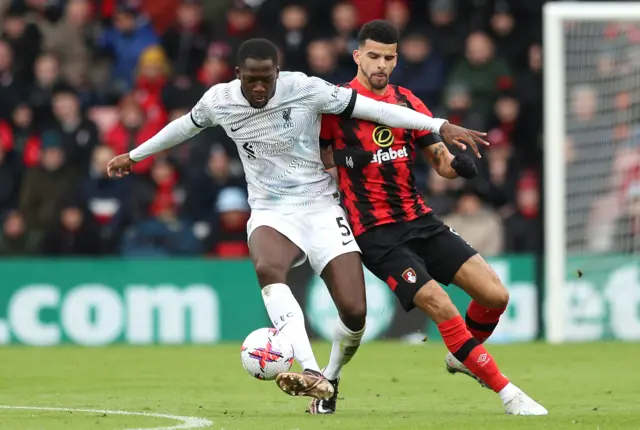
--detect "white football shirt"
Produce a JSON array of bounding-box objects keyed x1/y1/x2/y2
[{"x1": 190, "y1": 72, "x2": 357, "y2": 212}]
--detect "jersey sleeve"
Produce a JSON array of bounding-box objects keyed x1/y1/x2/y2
[
  {"x1": 319, "y1": 115, "x2": 337, "y2": 148},
  {"x1": 409, "y1": 93, "x2": 442, "y2": 148},
  {"x1": 189, "y1": 86, "x2": 220, "y2": 129},
  {"x1": 305, "y1": 77, "x2": 357, "y2": 117}
]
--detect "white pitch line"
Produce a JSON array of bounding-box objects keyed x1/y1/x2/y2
[{"x1": 0, "y1": 405, "x2": 212, "y2": 430}]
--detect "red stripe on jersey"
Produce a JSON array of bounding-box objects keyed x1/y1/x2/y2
[{"x1": 359, "y1": 164, "x2": 394, "y2": 230}]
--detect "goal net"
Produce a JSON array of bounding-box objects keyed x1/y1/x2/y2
[{"x1": 544, "y1": 2, "x2": 640, "y2": 343}]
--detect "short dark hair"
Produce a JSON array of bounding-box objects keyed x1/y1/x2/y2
[
  {"x1": 357, "y1": 20, "x2": 399, "y2": 46},
  {"x1": 237, "y1": 38, "x2": 279, "y2": 67}
]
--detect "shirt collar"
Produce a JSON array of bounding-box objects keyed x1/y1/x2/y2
[{"x1": 349, "y1": 77, "x2": 392, "y2": 101}]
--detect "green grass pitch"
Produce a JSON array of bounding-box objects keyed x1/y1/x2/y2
[{"x1": 0, "y1": 341, "x2": 638, "y2": 429}]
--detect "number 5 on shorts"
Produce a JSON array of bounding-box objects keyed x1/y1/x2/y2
[{"x1": 336, "y1": 217, "x2": 352, "y2": 237}]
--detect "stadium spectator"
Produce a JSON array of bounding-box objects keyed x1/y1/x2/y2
[
  {"x1": 0, "y1": 144, "x2": 20, "y2": 217},
  {"x1": 195, "y1": 42, "x2": 234, "y2": 87},
  {"x1": 98, "y1": 4, "x2": 159, "y2": 96},
  {"x1": 504, "y1": 171, "x2": 541, "y2": 253},
  {"x1": 161, "y1": 0, "x2": 211, "y2": 77},
  {"x1": 218, "y1": 2, "x2": 261, "y2": 56},
  {"x1": 306, "y1": 39, "x2": 351, "y2": 84},
  {"x1": 42, "y1": 202, "x2": 104, "y2": 256},
  {"x1": 47, "y1": 85, "x2": 100, "y2": 175},
  {"x1": 423, "y1": 171, "x2": 459, "y2": 216},
  {"x1": 442, "y1": 186, "x2": 504, "y2": 257},
  {"x1": 37, "y1": 0, "x2": 98, "y2": 89},
  {"x1": 384, "y1": 0, "x2": 411, "y2": 38},
  {"x1": 0, "y1": 39, "x2": 22, "y2": 120},
  {"x1": 29, "y1": 53, "x2": 62, "y2": 127},
  {"x1": 330, "y1": 1, "x2": 360, "y2": 69},
  {"x1": 18, "y1": 134, "x2": 77, "y2": 237},
  {"x1": 436, "y1": 83, "x2": 486, "y2": 132},
  {"x1": 487, "y1": 1, "x2": 529, "y2": 72},
  {"x1": 616, "y1": 182, "x2": 640, "y2": 253},
  {"x1": 209, "y1": 186, "x2": 250, "y2": 258},
  {"x1": 0, "y1": 103, "x2": 42, "y2": 168},
  {"x1": 133, "y1": 45, "x2": 171, "y2": 126},
  {"x1": 80, "y1": 145, "x2": 132, "y2": 253},
  {"x1": 130, "y1": 156, "x2": 184, "y2": 223},
  {"x1": 476, "y1": 128, "x2": 519, "y2": 211},
  {"x1": 104, "y1": 95, "x2": 160, "y2": 175},
  {"x1": 0, "y1": 210, "x2": 40, "y2": 255},
  {"x1": 393, "y1": 31, "x2": 445, "y2": 109},
  {"x1": 425, "y1": 0, "x2": 467, "y2": 66},
  {"x1": 514, "y1": 43, "x2": 543, "y2": 166},
  {"x1": 120, "y1": 188, "x2": 201, "y2": 257},
  {"x1": 447, "y1": 31, "x2": 513, "y2": 119},
  {"x1": 271, "y1": 2, "x2": 311, "y2": 73},
  {"x1": 183, "y1": 144, "x2": 246, "y2": 224},
  {"x1": 1, "y1": 4, "x2": 42, "y2": 84}
]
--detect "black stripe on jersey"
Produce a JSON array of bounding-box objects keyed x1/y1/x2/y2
[
  {"x1": 340, "y1": 89, "x2": 358, "y2": 119},
  {"x1": 338, "y1": 117, "x2": 377, "y2": 225},
  {"x1": 190, "y1": 111, "x2": 204, "y2": 128},
  {"x1": 393, "y1": 87, "x2": 428, "y2": 217},
  {"x1": 378, "y1": 158, "x2": 406, "y2": 224},
  {"x1": 320, "y1": 137, "x2": 332, "y2": 148}
]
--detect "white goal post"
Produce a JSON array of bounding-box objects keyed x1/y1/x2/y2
[{"x1": 543, "y1": 2, "x2": 640, "y2": 344}]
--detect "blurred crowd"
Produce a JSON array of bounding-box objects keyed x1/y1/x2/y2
[
  {"x1": 564, "y1": 20, "x2": 640, "y2": 254},
  {"x1": 0, "y1": 0, "x2": 607, "y2": 259}
]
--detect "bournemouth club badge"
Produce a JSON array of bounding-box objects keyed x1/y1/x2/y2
[{"x1": 402, "y1": 268, "x2": 417, "y2": 284}]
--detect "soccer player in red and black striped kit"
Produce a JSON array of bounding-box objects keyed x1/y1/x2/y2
[{"x1": 311, "y1": 20, "x2": 548, "y2": 416}]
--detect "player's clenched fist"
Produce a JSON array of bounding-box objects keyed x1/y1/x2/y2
[
  {"x1": 439, "y1": 122, "x2": 491, "y2": 159},
  {"x1": 106, "y1": 153, "x2": 137, "y2": 178}
]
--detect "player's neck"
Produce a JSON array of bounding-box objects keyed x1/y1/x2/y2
[{"x1": 356, "y1": 73, "x2": 387, "y2": 96}]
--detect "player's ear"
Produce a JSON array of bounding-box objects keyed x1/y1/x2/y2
[
  {"x1": 234, "y1": 66, "x2": 241, "y2": 80},
  {"x1": 353, "y1": 49, "x2": 360, "y2": 66}
]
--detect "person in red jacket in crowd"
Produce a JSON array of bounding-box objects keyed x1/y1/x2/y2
[
  {"x1": 0, "y1": 104, "x2": 42, "y2": 168},
  {"x1": 104, "y1": 94, "x2": 163, "y2": 174}
]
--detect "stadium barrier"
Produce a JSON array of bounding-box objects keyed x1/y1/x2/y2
[{"x1": 0, "y1": 256, "x2": 638, "y2": 346}]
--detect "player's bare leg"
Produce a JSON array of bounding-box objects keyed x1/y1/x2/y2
[
  {"x1": 250, "y1": 227, "x2": 334, "y2": 401},
  {"x1": 413, "y1": 282, "x2": 548, "y2": 415},
  {"x1": 444, "y1": 254, "x2": 510, "y2": 386},
  {"x1": 306, "y1": 251, "x2": 367, "y2": 414}
]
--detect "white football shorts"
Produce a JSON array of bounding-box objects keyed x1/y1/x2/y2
[{"x1": 247, "y1": 204, "x2": 361, "y2": 274}]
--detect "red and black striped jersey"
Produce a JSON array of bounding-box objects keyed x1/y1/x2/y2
[{"x1": 320, "y1": 78, "x2": 440, "y2": 236}]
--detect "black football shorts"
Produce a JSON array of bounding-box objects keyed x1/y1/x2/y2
[{"x1": 356, "y1": 213, "x2": 478, "y2": 311}]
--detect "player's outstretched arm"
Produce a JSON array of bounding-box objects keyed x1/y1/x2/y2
[
  {"x1": 423, "y1": 142, "x2": 478, "y2": 180},
  {"x1": 350, "y1": 95, "x2": 490, "y2": 158},
  {"x1": 107, "y1": 113, "x2": 204, "y2": 178}
]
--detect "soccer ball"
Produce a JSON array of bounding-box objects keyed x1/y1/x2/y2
[{"x1": 240, "y1": 328, "x2": 294, "y2": 380}]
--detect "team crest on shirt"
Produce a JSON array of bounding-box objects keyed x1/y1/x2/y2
[
  {"x1": 283, "y1": 108, "x2": 294, "y2": 129},
  {"x1": 402, "y1": 268, "x2": 417, "y2": 284}
]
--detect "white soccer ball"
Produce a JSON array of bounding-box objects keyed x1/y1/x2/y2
[{"x1": 240, "y1": 328, "x2": 294, "y2": 380}]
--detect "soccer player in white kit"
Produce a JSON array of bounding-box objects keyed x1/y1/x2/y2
[{"x1": 107, "y1": 38, "x2": 489, "y2": 402}]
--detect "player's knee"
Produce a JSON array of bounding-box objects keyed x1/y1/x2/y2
[
  {"x1": 414, "y1": 282, "x2": 458, "y2": 324},
  {"x1": 482, "y1": 272, "x2": 509, "y2": 309},
  {"x1": 339, "y1": 302, "x2": 367, "y2": 332},
  {"x1": 254, "y1": 260, "x2": 288, "y2": 287},
  {"x1": 491, "y1": 284, "x2": 510, "y2": 309}
]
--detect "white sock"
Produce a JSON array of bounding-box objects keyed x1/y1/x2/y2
[
  {"x1": 261, "y1": 283, "x2": 320, "y2": 372},
  {"x1": 498, "y1": 382, "x2": 520, "y2": 403},
  {"x1": 323, "y1": 316, "x2": 365, "y2": 381}
]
